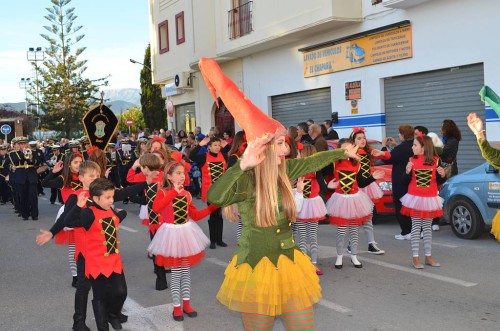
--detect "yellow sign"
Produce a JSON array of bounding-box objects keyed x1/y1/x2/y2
[{"x1": 303, "y1": 26, "x2": 412, "y2": 77}]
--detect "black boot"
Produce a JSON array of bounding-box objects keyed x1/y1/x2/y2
[
  {"x1": 108, "y1": 313, "x2": 122, "y2": 330},
  {"x1": 154, "y1": 264, "x2": 168, "y2": 291},
  {"x1": 92, "y1": 300, "x2": 109, "y2": 331},
  {"x1": 73, "y1": 292, "x2": 90, "y2": 331},
  {"x1": 72, "y1": 276, "x2": 78, "y2": 288}
]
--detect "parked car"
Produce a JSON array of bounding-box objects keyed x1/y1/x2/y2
[
  {"x1": 326, "y1": 140, "x2": 395, "y2": 218},
  {"x1": 440, "y1": 162, "x2": 500, "y2": 239}
]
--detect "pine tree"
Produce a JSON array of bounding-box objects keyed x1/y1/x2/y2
[
  {"x1": 36, "y1": 0, "x2": 108, "y2": 138},
  {"x1": 140, "y1": 44, "x2": 166, "y2": 130}
]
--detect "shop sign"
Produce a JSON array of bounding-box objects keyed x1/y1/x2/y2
[
  {"x1": 345, "y1": 81, "x2": 362, "y2": 100},
  {"x1": 303, "y1": 26, "x2": 412, "y2": 77}
]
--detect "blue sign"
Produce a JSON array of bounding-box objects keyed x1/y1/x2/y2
[{"x1": 1, "y1": 124, "x2": 11, "y2": 135}]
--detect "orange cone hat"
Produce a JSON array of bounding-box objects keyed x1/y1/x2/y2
[{"x1": 199, "y1": 58, "x2": 286, "y2": 142}]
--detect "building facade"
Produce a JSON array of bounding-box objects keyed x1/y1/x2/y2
[{"x1": 149, "y1": 0, "x2": 500, "y2": 173}]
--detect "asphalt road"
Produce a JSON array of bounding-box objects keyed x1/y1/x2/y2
[{"x1": 1, "y1": 195, "x2": 499, "y2": 331}]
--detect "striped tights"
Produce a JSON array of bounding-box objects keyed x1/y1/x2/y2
[
  {"x1": 68, "y1": 243, "x2": 77, "y2": 277},
  {"x1": 337, "y1": 226, "x2": 359, "y2": 255},
  {"x1": 236, "y1": 220, "x2": 243, "y2": 242},
  {"x1": 241, "y1": 306, "x2": 315, "y2": 330},
  {"x1": 411, "y1": 218, "x2": 432, "y2": 257},
  {"x1": 294, "y1": 221, "x2": 319, "y2": 264},
  {"x1": 170, "y1": 267, "x2": 191, "y2": 306}
]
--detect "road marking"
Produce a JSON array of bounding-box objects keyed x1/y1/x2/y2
[
  {"x1": 119, "y1": 225, "x2": 138, "y2": 233},
  {"x1": 40, "y1": 197, "x2": 48, "y2": 201},
  {"x1": 122, "y1": 297, "x2": 184, "y2": 331},
  {"x1": 432, "y1": 242, "x2": 459, "y2": 248},
  {"x1": 318, "y1": 245, "x2": 477, "y2": 287},
  {"x1": 204, "y1": 257, "x2": 353, "y2": 314},
  {"x1": 317, "y1": 299, "x2": 352, "y2": 313}
]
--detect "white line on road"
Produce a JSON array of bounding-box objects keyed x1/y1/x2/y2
[
  {"x1": 431, "y1": 242, "x2": 459, "y2": 248},
  {"x1": 40, "y1": 197, "x2": 48, "y2": 201},
  {"x1": 119, "y1": 225, "x2": 138, "y2": 233},
  {"x1": 204, "y1": 257, "x2": 353, "y2": 314},
  {"x1": 358, "y1": 256, "x2": 478, "y2": 287},
  {"x1": 318, "y1": 245, "x2": 477, "y2": 287}
]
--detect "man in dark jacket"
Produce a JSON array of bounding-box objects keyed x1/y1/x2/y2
[{"x1": 375, "y1": 125, "x2": 415, "y2": 240}]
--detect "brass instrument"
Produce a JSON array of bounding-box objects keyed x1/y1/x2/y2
[
  {"x1": 111, "y1": 151, "x2": 116, "y2": 162},
  {"x1": 23, "y1": 148, "x2": 33, "y2": 160}
]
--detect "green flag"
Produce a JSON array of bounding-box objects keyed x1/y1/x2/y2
[{"x1": 479, "y1": 85, "x2": 500, "y2": 118}]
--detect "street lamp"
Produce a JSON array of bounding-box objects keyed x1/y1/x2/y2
[
  {"x1": 19, "y1": 78, "x2": 32, "y2": 115},
  {"x1": 129, "y1": 58, "x2": 152, "y2": 71},
  {"x1": 27, "y1": 47, "x2": 45, "y2": 140}
]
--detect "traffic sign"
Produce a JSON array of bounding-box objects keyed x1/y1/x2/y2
[
  {"x1": 1, "y1": 124, "x2": 11, "y2": 135},
  {"x1": 126, "y1": 119, "x2": 134, "y2": 127}
]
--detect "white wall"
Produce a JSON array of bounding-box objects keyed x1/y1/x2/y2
[{"x1": 240, "y1": 0, "x2": 500, "y2": 140}]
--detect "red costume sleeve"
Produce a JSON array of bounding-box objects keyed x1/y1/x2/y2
[
  {"x1": 152, "y1": 188, "x2": 179, "y2": 213},
  {"x1": 188, "y1": 201, "x2": 219, "y2": 221},
  {"x1": 126, "y1": 167, "x2": 146, "y2": 183}
]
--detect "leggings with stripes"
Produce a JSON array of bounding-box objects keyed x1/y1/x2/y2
[
  {"x1": 294, "y1": 221, "x2": 319, "y2": 264},
  {"x1": 236, "y1": 220, "x2": 243, "y2": 242},
  {"x1": 241, "y1": 306, "x2": 315, "y2": 331},
  {"x1": 68, "y1": 243, "x2": 77, "y2": 277},
  {"x1": 411, "y1": 218, "x2": 432, "y2": 257},
  {"x1": 337, "y1": 226, "x2": 359, "y2": 255},
  {"x1": 170, "y1": 267, "x2": 191, "y2": 306}
]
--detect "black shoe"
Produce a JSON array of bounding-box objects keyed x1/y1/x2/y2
[
  {"x1": 216, "y1": 241, "x2": 227, "y2": 247},
  {"x1": 108, "y1": 314, "x2": 122, "y2": 330},
  {"x1": 72, "y1": 320, "x2": 91, "y2": 331},
  {"x1": 118, "y1": 312, "x2": 128, "y2": 323},
  {"x1": 368, "y1": 242, "x2": 385, "y2": 255},
  {"x1": 32, "y1": 217, "x2": 38, "y2": 221},
  {"x1": 50, "y1": 201, "x2": 55, "y2": 205},
  {"x1": 155, "y1": 276, "x2": 168, "y2": 291},
  {"x1": 209, "y1": 243, "x2": 216, "y2": 249},
  {"x1": 334, "y1": 264, "x2": 343, "y2": 269}
]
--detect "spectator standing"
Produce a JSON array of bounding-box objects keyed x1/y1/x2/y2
[
  {"x1": 324, "y1": 120, "x2": 339, "y2": 140},
  {"x1": 297, "y1": 122, "x2": 313, "y2": 144},
  {"x1": 194, "y1": 126, "x2": 205, "y2": 141},
  {"x1": 372, "y1": 125, "x2": 415, "y2": 240},
  {"x1": 440, "y1": 119, "x2": 461, "y2": 177},
  {"x1": 308, "y1": 124, "x2": 328, "y2": 152}
]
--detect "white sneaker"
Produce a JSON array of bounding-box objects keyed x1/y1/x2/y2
[
  {"x1": 432, "y1": 224, "x2": 440, "y2": 231},
  {"x1": 395, "y1": 234, "x2": 411, "y2": 240}
]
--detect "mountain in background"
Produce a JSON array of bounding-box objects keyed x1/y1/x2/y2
[{"x1": 0, "y1": 88, "x2": 141, "y2": 115}]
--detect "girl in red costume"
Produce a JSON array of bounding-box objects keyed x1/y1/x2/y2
[
  {"x1": 294, "y1": 144, "x2": 328, "y2": 275},
  {"x1": 148, "y1": 161, "x2": 218, "y2": 322},
  {"x1": 401, "y1": 133, "x2": 446, "y2": 269},
  {"x1": 41, "y1": 152, "x2": 84, "y2": 287},
  {"x1": 350, "y1": 128, "x2": 386, "y2": 255},
  {"x1": 326, "y1": 138, "x2": 383, "y2": 269}
]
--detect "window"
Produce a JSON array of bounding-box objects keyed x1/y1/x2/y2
[
  {"x1": 175, "y1": 12, "x2": 185, "y2": 45},
  {"x1": 158, "y1": 20, "x2": 169, "y2": 53}
]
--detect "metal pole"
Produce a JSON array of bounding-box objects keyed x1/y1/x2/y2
[{"x1": 128, "y1": 126, "x2": 131, "y2": 136}]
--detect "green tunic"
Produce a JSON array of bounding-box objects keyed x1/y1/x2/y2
[
  {"x1": 477, "y1": 138, "x2": 500, "y2": 170},
  {"x1": 206, "y1": 149, "x2": 347, "y2": 269}
]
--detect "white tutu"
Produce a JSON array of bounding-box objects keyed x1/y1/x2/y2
[
  {"x1": 326, "y1": 191, "x2": 374, "y2": 226},
  {"x1": 400, "y1": 194, "x2": 444, "y2": 218},
  {"x1": 296, "y1": 196, "x2": 327, "y2": 222},
  {"x1": 359, "y1": 181, "x2": 384, "y2": 200},
  {"x1": 148, "y1": 221, "x2": 210, "y2": 258},
  {"x1": 139, "y1": 205, "x2": 148, "y2": 219}
]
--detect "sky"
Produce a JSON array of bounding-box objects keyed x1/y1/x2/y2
[{"x1": 0, "y1": 0, "x2": 151, "y2": 104}]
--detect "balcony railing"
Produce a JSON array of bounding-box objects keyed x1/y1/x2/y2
[{"x1": 228, "y1": 1, "x2": 253, "y2": 39}]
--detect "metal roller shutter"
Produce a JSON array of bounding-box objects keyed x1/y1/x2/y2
[
  {"x1": 271, "y1": 87, "x2": 332, "y2": 128},
  {"x1": 384, "y1": 64, "x2": 484, "y2": 173}
]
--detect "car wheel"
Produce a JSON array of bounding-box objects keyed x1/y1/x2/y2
[{"x1": 448, "y1": 197, "x2": 485, "y2": 239}]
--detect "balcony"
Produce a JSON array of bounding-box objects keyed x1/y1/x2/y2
[{"x1": 228, "y1": 1, "x2": 253, "y2": 39}]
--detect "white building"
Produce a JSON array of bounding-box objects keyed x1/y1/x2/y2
[{"x1": 148, "y1": 0, "x2": 500, "y2": 172}]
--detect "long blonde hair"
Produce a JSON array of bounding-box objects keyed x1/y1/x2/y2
[{"x1": 252, "y1": 139, "x2": 296, "y2": 227}]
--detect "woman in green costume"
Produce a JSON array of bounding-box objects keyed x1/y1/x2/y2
[{"x1": 200, "y1": 57, "x2": 358, "y2": 330}]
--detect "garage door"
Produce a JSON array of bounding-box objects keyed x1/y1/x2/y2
[
  {"x1": 384, "y1": 63, "x2": 484, "y2": 173},
  {"x1": 271, "y1": 87, "x2": 332, "y2": 128}
]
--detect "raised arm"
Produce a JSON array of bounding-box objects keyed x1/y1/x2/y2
[
  {"x1": 206, "y1": 159, "x2": 251, "y2": 207},
  {"x1": 286, "y1": 149, "x2": 347, "y2": 180}
]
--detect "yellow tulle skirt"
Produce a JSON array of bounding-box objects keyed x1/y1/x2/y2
[
  {"x1": 216, "y1": 249, "x2": 322, "y2": 316},
  {"x1": 491, "y1": 210, "x2": 500, "y2": 241}
]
